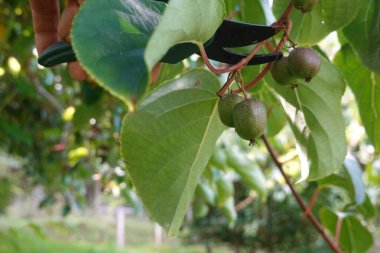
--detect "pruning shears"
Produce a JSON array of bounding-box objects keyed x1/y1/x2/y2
[{"x1": 38, "y1": 17, "x2": 282, "y2": 68}]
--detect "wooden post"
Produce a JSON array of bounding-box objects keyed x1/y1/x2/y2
[
  {"x1": 154, "y1": 223, "x2": 163, "y2": 245},
  {"x1": 116, "y1": 207, "x2": 125, "y2": 248}
]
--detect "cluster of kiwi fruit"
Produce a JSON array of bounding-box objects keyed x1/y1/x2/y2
[
  {"x1": 269, "y1": 0, "x2": 321, "y2": 86},
  {"x1": 217, "y1": 0, "x2": 321, "y2": 144},
  {"x1": 270, "y1": 47, "x2": 321, "y2": 86},
  {"x1": 218, "y1": 94, "x2": 267, "y2": 145}
]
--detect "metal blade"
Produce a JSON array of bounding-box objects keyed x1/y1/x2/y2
[
  {"x1": 211, "y1": 19, "x2": 277, "y2": 48},
  {"x1": 204, "y1": 46, "x2": 282, "y2": 66}
]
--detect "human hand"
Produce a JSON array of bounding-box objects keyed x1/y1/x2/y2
[{"x1": 30, "y1": 0, "x2": 88, "y2": 81}]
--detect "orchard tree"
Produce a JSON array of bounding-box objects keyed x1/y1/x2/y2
[{"x1": 1, "y1": 0, "x2": 380, "y2": 252}]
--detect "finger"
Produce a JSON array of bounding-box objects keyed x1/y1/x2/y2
[
  {"x1": 68, "y1": 62, "x2": 88, "y2": 81},
  {"x1": 58, "y1": 2, "x2": 79, "y2": 41},
  {"x1": 29, "y1": 0, "x2": 60, "y2": 54}
]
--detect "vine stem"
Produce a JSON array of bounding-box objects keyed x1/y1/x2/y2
[
  {"x1": 197, "y1": 41, "x2": 265, "y2": 75},
  {"x1": 233, "y1": 62, "x2": 272, "y2": 93},
  {"x1": 261, "y1": 135, "x2": 343, "y2": 253},
  {"x1": 303, "y1": 188, "x2": 321, "y2": 217},
  {"x1": 335, "y1": 216, "x2": 343, "y2": 244},
  {"x1": 217, "y1": 71, "x2": 237, "y2": 97}
]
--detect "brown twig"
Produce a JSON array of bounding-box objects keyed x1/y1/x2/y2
[
  {"x1": 226, "y1": 8, "x2": 240, "y2": 20},
  {"x1": 304, "y1": 188, "x2": 321, "y2": 217},
  {"x1": 265, "y1": 40, "x2": 276, "y2": 53},
  {"x1": 335, "y1": 216, "x2": 343, "y2": 245},
  {"x1": 217, "y1": 71, "x2": 237, "y2": 97},
  {"x1": 235, "y1": 194, "x2": 257, "y2": 212},
  {"x1": 261, "y1": 135, "x2": 343, "y2": 253},
  {"x1": 233, "y1": 62, "x2": 272, "y2": 93}
]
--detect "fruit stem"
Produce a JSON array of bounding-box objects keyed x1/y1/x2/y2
[
  {"x1": 265, "y1": 40, "x2": 276, "y2": 53},
  {"x1": 198, "y1": 41, "x2": 265, "y2": 75},
  {"x1": 233, "y1": 62, "x2": 272, "y2": 93},
  {"x1": 261, "y1": 134, "x2": 343, "y2": 253},
  {"x1": 217, "y1": 71, "x2": 237, "y2": 97},
  {"x1": 278, "y1": 2, "x2": 294, "y2": 23}
]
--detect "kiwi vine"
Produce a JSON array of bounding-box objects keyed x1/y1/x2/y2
[{"x1": 196, "y1": 1, "x2": 342, "y2": 252}]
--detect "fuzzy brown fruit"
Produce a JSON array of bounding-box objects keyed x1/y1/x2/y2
[
  {"x1": 218, "y1": 94, "x2": 244, "y2": 127},
  {"x1": 288, "y1": 47, "x2": 321, "y2": 82},
  {"x1": 233, "y1": 99, "x2": 267, "y2": 143},
  {"x1": 292, "y1": 0, "x2": 319, "y2": 13},
  {"x1": 270, "y1": 57, "x2": 297, "y2": 85}
]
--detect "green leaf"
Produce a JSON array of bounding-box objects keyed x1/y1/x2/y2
[
  {"x1": 320, "y1": 208, "x2": 373, "y2": 253},
  {"x1": 155, "y1": 62, "x2": 185, "y2": 87},
  {"x1": 334, "y1": 44, "x2": 380, "y2": 154},
  {"x1": 215, "y1": 174, "x2": 234, "y2": 205},
  {"x1": 193, "y1": 199, "x2": 209, "y2": 219},
  {"x1": 357, "y1": 195, "x2": 376, "y2": 219},
  {"x1": 273, "y1": 0, "x2": 361, "y2": 45},
  {"x1": 343, "y1": 0, "x2": 380, "y2": 74},
  {"x1": 226, "y1": 148, "x2": 267, "y2": 197},
  {"x1": 72, "y1": 102, "x2": 104, "y2": 130},
  {"x1": 196, "y1": 182, "x2": 216, "y2": 206},
  {"x1": 344, "y1": 155, "x2": 366, "y2": 205},
  {"x1": 72, "y1": 0, "x2": 166, "y2": 105},
  {"x1": 266, "y1": 57, "x2": 347, "y2": 180},
  {"x1": 121, "y1": 69, "x2": 225, "y2": 235},
  {"x1": 209, "y1": 148, "x2": 228, "y2": 169},
  {"x1": 241, "y1": 0, "x2": 272, "y2": 25},
  {"x1": 145, "y1": 0, "x2": 225, "y2": 71},
  {"x1": 258, "y1": 88, "x2": 287, "y2": 137},
  {"x1": 318, "y1": 155, "x2": 366, "y2": 205},
  {"x1": 220, "y1": 197, "x2": 237, "y2": 226}
]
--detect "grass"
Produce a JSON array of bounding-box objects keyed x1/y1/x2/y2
[{"x1": 0, "y1": 215, "x2": 231, "y2": 253}]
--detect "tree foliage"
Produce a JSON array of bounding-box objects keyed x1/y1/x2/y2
[{"x1": 1, "y1": 0, "x2": 379, "y2": 252}]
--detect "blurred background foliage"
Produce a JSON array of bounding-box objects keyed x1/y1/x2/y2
[{"x1": 0, "y1": 0, "x2": 379, "y2": 252}]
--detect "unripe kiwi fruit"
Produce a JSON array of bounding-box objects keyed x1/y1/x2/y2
[
  {"x1": 270, "y1": 57, "x2": 297, "y2": 85},
  {"x1": 292, "y1": 0, "x2": 319, "y2": 13},
  {"x1": 233, "y1": 99, "x2": 267, "y2": 142},
  {"x1": 218, "y1": 94, "x2": 244, "y2": 127},
  {"x1": 288, "y1": 47, "x2": 321, "y2": 82}
]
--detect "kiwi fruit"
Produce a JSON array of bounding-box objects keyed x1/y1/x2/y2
[
  {"x1": 270, "y1": 57, "x2": 297, "y2": 85},
  {"x1": 288, "y1": 47, "x2": 321, "y2": 82},
  {"x1": 233, "y1": 99, "x2": 267, "y2": 143},
  {"x1": 218, "y1": 94, "x2": 244, "y2": 127}
]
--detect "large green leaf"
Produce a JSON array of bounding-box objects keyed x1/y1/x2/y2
[
  {"x1": 145, "y1": 0, "x2": 225, "y2": 70},
  {"x1": 318, "y1": 155, "x2": 366, "y2": 205},
  {"x1": 344, "y1": 155, "x2": 366, "y2": 205},
  {"x1": 334, "y1": 44, "x2": 380, "y2": 154},
  {"x1": 266, "y1": 57, "x2": 347, "y2": 180},
  {"x1": 343, "y1": 0, "x2": 380, "y2": 74},
  {"x1": 257, "y1": 88, "x2": 287, "y2": 137},
  {"x1": 273, "y1": 0, "x2": 361, "y2": 45},
  {"x1": 241, "y1": 0, "x2": 273, "y2": 25},
  {"x1": 121, "y1": 69, "x2": 225, "y2": 235},
  {"x1": 320, "y1": 208, "x2": 373, "y2": 253},
  {"x1": 72, "y1": 0, "x2": 166, "y2": 105}
]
